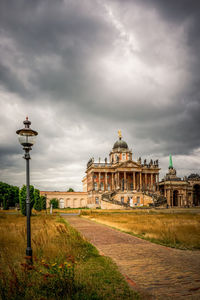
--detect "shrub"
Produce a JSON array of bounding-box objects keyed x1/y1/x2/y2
[
  {"x1": 34, "y1": 189, "x2": 41, "y2": 211},
  {"x1": 50, "y1": 198, "x2": 59, "y2": 209},
  {"x1": 3, "y1": 194, "x2": 9, "y2": 210},
  {"x1": 40, "y1": 196, "x2": 47, "y2": 210}
]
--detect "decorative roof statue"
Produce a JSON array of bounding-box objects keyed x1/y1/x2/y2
[{"x1": 118, "y1": 129, "x2": 122, "y2": 139}]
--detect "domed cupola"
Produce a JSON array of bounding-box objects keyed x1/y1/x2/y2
[
  {"x1": 113, "y1": 138, "x2": 128, "y2": 149},
  {"x1": 109, "y1": 131, "x2": 132, "y2": 163},
  {"x1": 113, "y1": 131, "x2": 128, "y2": 150}
]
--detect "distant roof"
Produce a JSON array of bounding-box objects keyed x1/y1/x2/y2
[{"x1": 188, "y1": 173, "x2": 200, "y2": 179}]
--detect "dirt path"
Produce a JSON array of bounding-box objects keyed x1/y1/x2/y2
[{"x1": 63, "y1": 216, "x2": 200, "y2": 300}]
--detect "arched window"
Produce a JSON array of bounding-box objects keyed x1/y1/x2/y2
[{"x1": 59, "y1": 198, "x2": 64, "y2": 208}]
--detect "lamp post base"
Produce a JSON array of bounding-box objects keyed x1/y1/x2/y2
[
  {"x1": 26, "y1": 247, "x2": 33, "y2": 264},
  {"x1": 26, "y1": 248, "x2": 32, "y2": 256}
]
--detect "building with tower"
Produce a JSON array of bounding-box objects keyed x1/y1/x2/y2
[
  {"x1": 41, "y1": 132, "x2": 200, "y2": 209},
  {"x1": 159, "y1": 155, "x2": 200, "y2": 207},
  {"x1": 83, "y1": 131, "x2": 160, "y2": 208}
]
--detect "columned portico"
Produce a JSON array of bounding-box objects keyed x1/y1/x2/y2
[{"x1": 86, "y1": 131, "x2": 160, "y2": 207}]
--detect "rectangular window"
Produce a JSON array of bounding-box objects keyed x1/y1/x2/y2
[
  {"x1": 107, "y1": 184, "x2": 110, "y2": 191},
  {"x1": 93, "y1": 174, "x2": 97, "y2": 179},
  {"x1": 122, "y1": 153, "x2": 126, "y2": 160},
  {"x1": 94, "y1": 182, "x2": 97, "y2": 191},
  {"x1": 121, "y1": 197, "x2": 124, "y2": 203},
  {"x1": 137, "y1": 196, "x2": 140, "y2": 204},
  {"x1": 95, "y1": 197, "x2": 99, "y2": 204},
  {"x1": 101, "y1": 183, "x2": 104, "y2": 190}
]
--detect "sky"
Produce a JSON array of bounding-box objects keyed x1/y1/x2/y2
[{"x1": 0, "y1": 0, "x2": 200, "y2": 191}]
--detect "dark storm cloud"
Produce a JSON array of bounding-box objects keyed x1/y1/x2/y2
[
  {"x1": 0, "y1": 62, "x2": 27, "y2": 95},
  {"x1": 0, "y1": 0, "x2": 200, "y2": 189}
]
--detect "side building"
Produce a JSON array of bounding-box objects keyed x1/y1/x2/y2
[
  {"x1": 159, "y1": 155, "x2": 200, "y2": 207},
  {"x1": 40, "y1": 191, "x2": 88, "y2": 208}
]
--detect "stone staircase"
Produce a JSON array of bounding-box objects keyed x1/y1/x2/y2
[
  {"x1": 101, "y1": 192, "x2": 130, "y2": 208},
  {"x1": 101, "y1": 190, "x2": 167, "y2": 208},
  {"x1": 144, "y1": 191, "x2": 167, "y2": 207}
]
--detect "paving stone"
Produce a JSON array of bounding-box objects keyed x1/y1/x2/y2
[{"x1": 64, "y1": 216, "x2": 200, "y2": 300}]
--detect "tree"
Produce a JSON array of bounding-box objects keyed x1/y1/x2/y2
[
  {"x1": 67, "y1": 188, "x2": 74, "y2": 192},
  {"x1": 3, "y1": 194, "x2": 9, "y2": 210},
  {"x1": 34, "y1": 189, "x2": 41, "y2": 211},
  {"x1": 50, "y1": 198, "x2": 59, "y2": 209},
  {"x1": 40, "y1": 196, "x2": 47, "y2": 210},
  {"x1": 0, "y1": 182, "x2": 19, "y2": 208},
  {"x1": 19, "y1": 185, "x2": 35, "y2": 216}
]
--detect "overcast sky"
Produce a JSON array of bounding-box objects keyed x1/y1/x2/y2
[{"x1": 0, "y1": 0, "x2": 200, "y2": 191}]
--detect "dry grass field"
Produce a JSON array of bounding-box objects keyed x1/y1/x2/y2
[
  {"x1": 82, "y1": 209, "x2": 200, "y2": 250},
  {"x1": 0, "y1": 213, "x2": 137, "y2": 300}
]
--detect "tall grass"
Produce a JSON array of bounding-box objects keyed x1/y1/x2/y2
[
  {"x1": 82, "y1": 210, "x2": 200, "y2": 250},
  {"x1": 0, "y1": 213, "x2": 137, "y2": 300}
]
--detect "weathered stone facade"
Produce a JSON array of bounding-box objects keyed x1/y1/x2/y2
[
  {"x1": 41, "y1": 134, "x2": 200, "y2": 209},
  {"x1": 40, "y1": 191, "x2": 88, "y2": 208},
  {"x1": 84, "y1": 132, "x2": 160, "y2": 208},
  {"x1": 159, "y1": 156, "x2": 200, "y2": 207}
]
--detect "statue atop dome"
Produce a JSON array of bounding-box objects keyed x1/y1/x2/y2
[{"x1": 118, "y1": 129, "x2": 122, "y2": 139}]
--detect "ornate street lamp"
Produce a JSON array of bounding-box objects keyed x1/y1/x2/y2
[{"x1": 16, "y1": 117, "x2": 38, "y2": 262}]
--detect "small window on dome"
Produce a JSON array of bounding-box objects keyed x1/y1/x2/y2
[{"x1": 122, "y1": 153, "x2": 126, "y2": 160}]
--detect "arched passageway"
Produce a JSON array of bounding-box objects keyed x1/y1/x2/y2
[
  {"x1": 193, "y1": 185, "x2": 200, "y2": 206},
  {"x1": 59, "y1": 198, "x2": 64, "y2": 208},
  {"x1": 173, "y1": 190, "x2": 179, "y2": 206}
]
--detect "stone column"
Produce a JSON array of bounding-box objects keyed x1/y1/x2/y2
[
  {"x1": 111, "y1": 173, "x2": 114, "y2": 191},
  {"x1": 92, "y1": 172, "x2": 94, "y2": 191},
  {"x1": 151, "y1": 173, "x2": 153, "y2": 191},
  {"x1": 139, "y1": 172, "x2": 142, "y2": 190},
  {"x1": 133, "y1": 172, "x2": 136, "y2": 190},
  {"x1": 98, "y1": 172, "x2": 101, "y2": 191},
  {"x1": 118, "y1": 172, "x2": 120, "y2": 189},
  {"x1": 145, "y1": 173, "x2": 147, "y2": 189},
  {"x1": 114, "y1": 172, "x2": 117, "y2": 189},
  {"x1": 156, "y1": 174, "x2": 159, "y2": 191},
  {"x1": 105, "y1": 172, "x2": 108, "y2": 191},
  {"x1": 124, "y1": 172, "x2": 126, "y2": 191}
]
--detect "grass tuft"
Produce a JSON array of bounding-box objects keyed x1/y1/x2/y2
[
  {"x1": 0, "y1": 213, "x2": 138, "y2": 299},
  {"x1": 82, "y1": 209, "x2": 200, "y2": 250}
]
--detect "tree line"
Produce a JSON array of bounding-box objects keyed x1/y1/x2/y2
[
  {"x1": 0, "y1": 181, "x2": 46, "y2": 215},
  {"x1": 0, "y1": 182, "x2": 19, "y2": 210}
]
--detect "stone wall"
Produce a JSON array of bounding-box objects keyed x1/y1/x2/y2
[{"x1": 40, "y1": 191, "x2": 88, "y2": 208}]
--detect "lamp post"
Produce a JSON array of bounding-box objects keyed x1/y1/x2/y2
[{"x1": 16, "y1": 117, "x2": 38, "y2": 262}]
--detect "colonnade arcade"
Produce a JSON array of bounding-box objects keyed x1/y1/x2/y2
[{"x1": 91, "y1": 170, "x2": 159, "y2": 192}]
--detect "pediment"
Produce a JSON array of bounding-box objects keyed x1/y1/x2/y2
[{"x1": 118, "y1": 160, "x2": 140, "y2": 168}]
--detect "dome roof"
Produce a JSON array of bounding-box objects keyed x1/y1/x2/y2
[{"x1": 113, "y1": 138, "x2": 128, "y2": 149}]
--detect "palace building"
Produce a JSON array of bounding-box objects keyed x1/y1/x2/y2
[
  {"x1": 41, "y1": 132, "x2": 200, "y2": 209},
  {"x1": 83, "y1": 131, "x2": 160, "y2": 208}
]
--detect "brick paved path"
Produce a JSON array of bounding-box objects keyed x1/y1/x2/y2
[{"x1": 64, "y1": 216, "x2": 200, "y2": 300}]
